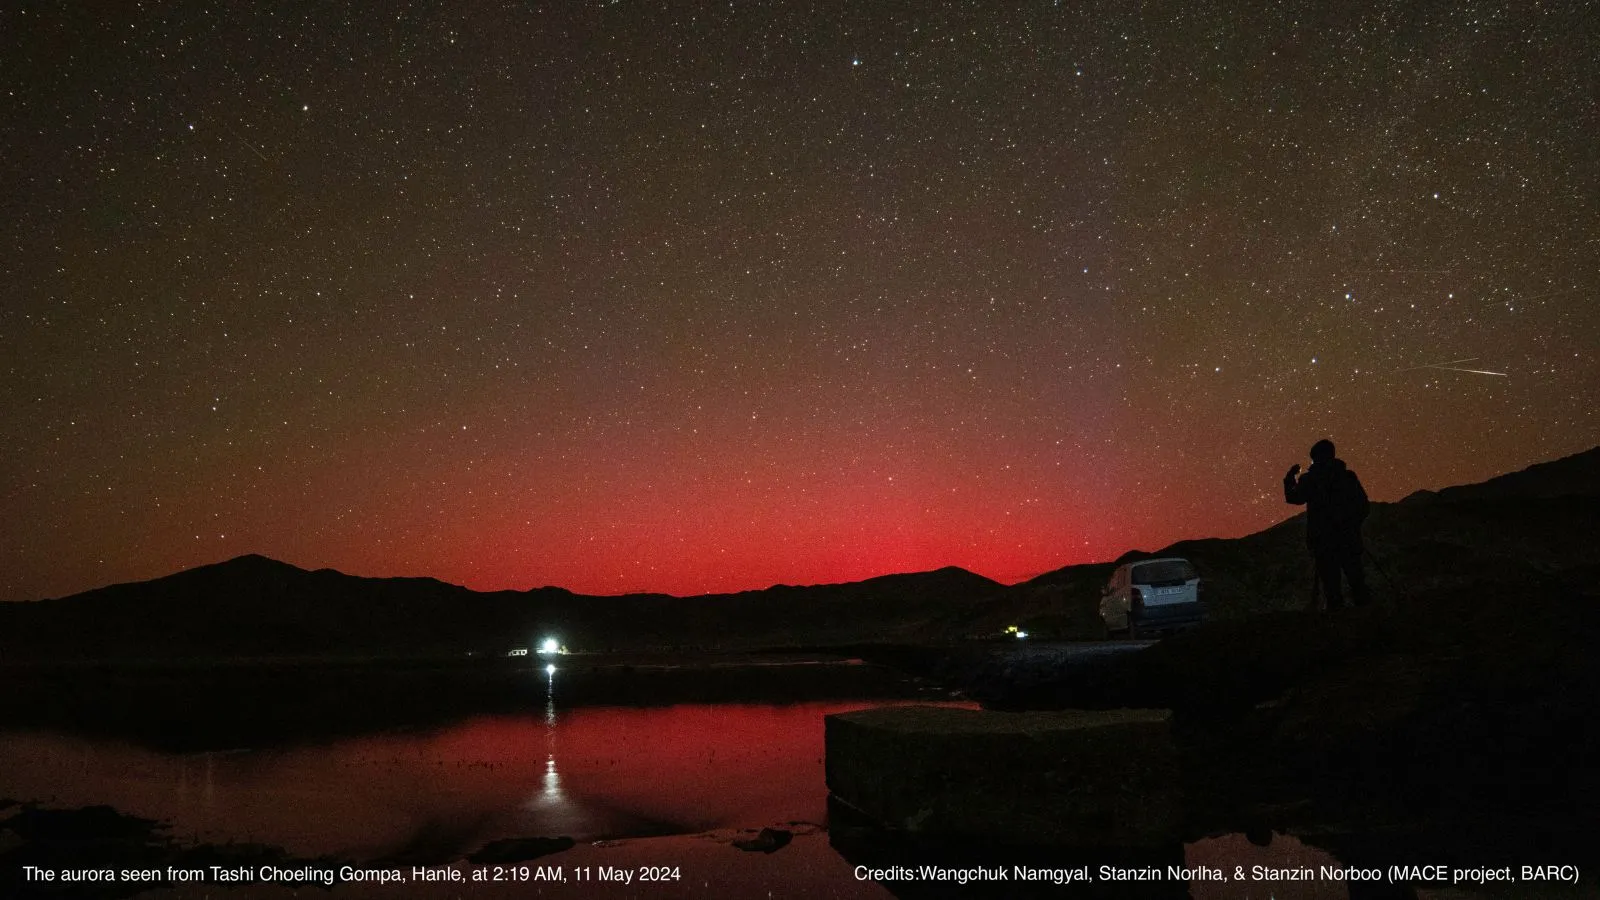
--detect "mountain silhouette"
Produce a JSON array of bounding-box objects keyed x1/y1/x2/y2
[
  {"x1": 0, "y1": 554, "x2": 1003, "y2": 661},
  {"x1": 1, "y1": 447, "x2": 1596, "y2": 661},
  {"x1": 1409, "y1": 444, "x2": 1600, "y2": 502}
]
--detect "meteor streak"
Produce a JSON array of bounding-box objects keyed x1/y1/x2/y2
[
  {"x1": 223, "y1": 122, "x2": 271, "y2": 162},
  {"x1": 1399, "y1": 357, "x2": 1508, "y2": 377}
]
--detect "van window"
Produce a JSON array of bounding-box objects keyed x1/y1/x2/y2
[{"x1": 1131, "y1": 560, "x2": 1196, "y2": 585}]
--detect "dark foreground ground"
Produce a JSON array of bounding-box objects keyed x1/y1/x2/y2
[{"x1": 835, "y1": 567, "x2": 1600, "y2": 897}]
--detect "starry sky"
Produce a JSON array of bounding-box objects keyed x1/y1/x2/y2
[{"x1": 3, "y1": 1, "x2": 1597, "y2": 601}]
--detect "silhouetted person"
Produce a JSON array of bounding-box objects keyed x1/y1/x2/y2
[{"x1": 1284, "y1": 438, "x2": 1371, "y2": 609}]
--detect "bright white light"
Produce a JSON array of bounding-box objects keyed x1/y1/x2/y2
[
  {"x1": 1015, "y1": 630, "x2": 1029, "y2": 639},
  {"x1": 545, "y1": 664, "x2": 557, "y2": 676},
  {"x1": 539, "y1": 637, "x2": 560, "y2": 655}
]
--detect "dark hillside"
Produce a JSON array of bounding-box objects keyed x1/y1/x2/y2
[
  {"x1": 963, "y1": 446, "x2": 1600, "y2": 637},
  {"x1": 0, "y1": 556, "x2": 1004, "y2": 661}
]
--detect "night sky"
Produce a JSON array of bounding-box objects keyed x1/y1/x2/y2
[{"x1": 3, "y1": 1, "x2": 1596, "y2": 601}]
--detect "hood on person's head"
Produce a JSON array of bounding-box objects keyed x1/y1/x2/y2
[{"x1": 1310, "y1": 439, "x2": 1336, "y2": 463}]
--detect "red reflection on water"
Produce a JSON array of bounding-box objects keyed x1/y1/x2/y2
[
  {"x1": 439, "y1": 704, "x2": 861, "y2": 836},
  {"x1": 1186, "y1": 833, "x2": 1349, "y2": 900},
  {"x1": 0, "y1": 701, "x2": 955, "y2": 859}
]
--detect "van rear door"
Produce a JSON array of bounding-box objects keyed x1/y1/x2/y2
[{"x1": 1131, "y1": 560, "x2": 1199, "y2": 606}]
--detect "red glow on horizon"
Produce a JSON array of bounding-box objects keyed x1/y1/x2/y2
[{"x1": 15, "y1": 423, "x2": 1516, "y2": 601}]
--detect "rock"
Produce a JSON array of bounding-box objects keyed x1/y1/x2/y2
[
  {"x1": 826, "y1": 705, "x2": 1179, "y2": 846},
  {"x1": 732, "y1": 827, "x2": 792, "y2": 853},
  {"x1": 466, "y1": 836, "x2": 575, "y2": 864}
]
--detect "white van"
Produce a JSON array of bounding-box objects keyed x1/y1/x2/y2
[{"x1": 1099, "y1": 557, "x2": 1204, "y2": 639}]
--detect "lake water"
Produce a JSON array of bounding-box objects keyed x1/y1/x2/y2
[
  {"x1": 2, "y1": 700, "x2": 930, "y2": 859},
  {"x1": 0, "y1": 661, "x2": 1364, "y2": 898}
]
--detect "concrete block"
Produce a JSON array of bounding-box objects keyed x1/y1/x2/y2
[{"x1": 826, "y1": 705, "x2": 1179, "y2": 846}]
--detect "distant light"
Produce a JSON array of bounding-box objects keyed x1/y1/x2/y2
[
  {"x1": 506, "y1": 648, "x2": 528, "y2": 657},
  {"x1": 539, "y1": 637, "x2": 561, "y2": 655},
  {"x1": 1015, "y1": 630, "x2": 1029, "y2": 640},
  {"x1": 545, "y1": 664, "x2": 557, "y2": 676}
]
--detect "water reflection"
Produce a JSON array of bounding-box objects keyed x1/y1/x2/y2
[
  {"x1": 519, "y1": 666, "x2": 578, "y2": 831},
  {"x1": 1186, "y1": 833, "x2": 1351, "y2": 900},
  {"x1": 543, "y1": 693, "x2": 558, "y2": 801},
  {"x1": 541, "y1": 757, "x2": 560, "y2": 801},
  {"x1": 0, "y1": 700, "x2": 949, "y2": 859}
]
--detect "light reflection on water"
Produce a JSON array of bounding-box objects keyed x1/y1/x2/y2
[{"x1": 521, "y1": 674, "x2": 580, "y2": 833}]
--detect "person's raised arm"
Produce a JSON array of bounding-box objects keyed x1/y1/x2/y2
[{"x1": 1284, "y1": 464, "x2": 1306, "y2": 505}]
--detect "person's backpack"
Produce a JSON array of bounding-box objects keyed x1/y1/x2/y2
[{"x1": 1338, "y1": 469, "x2": 1370, "y2": 525}]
